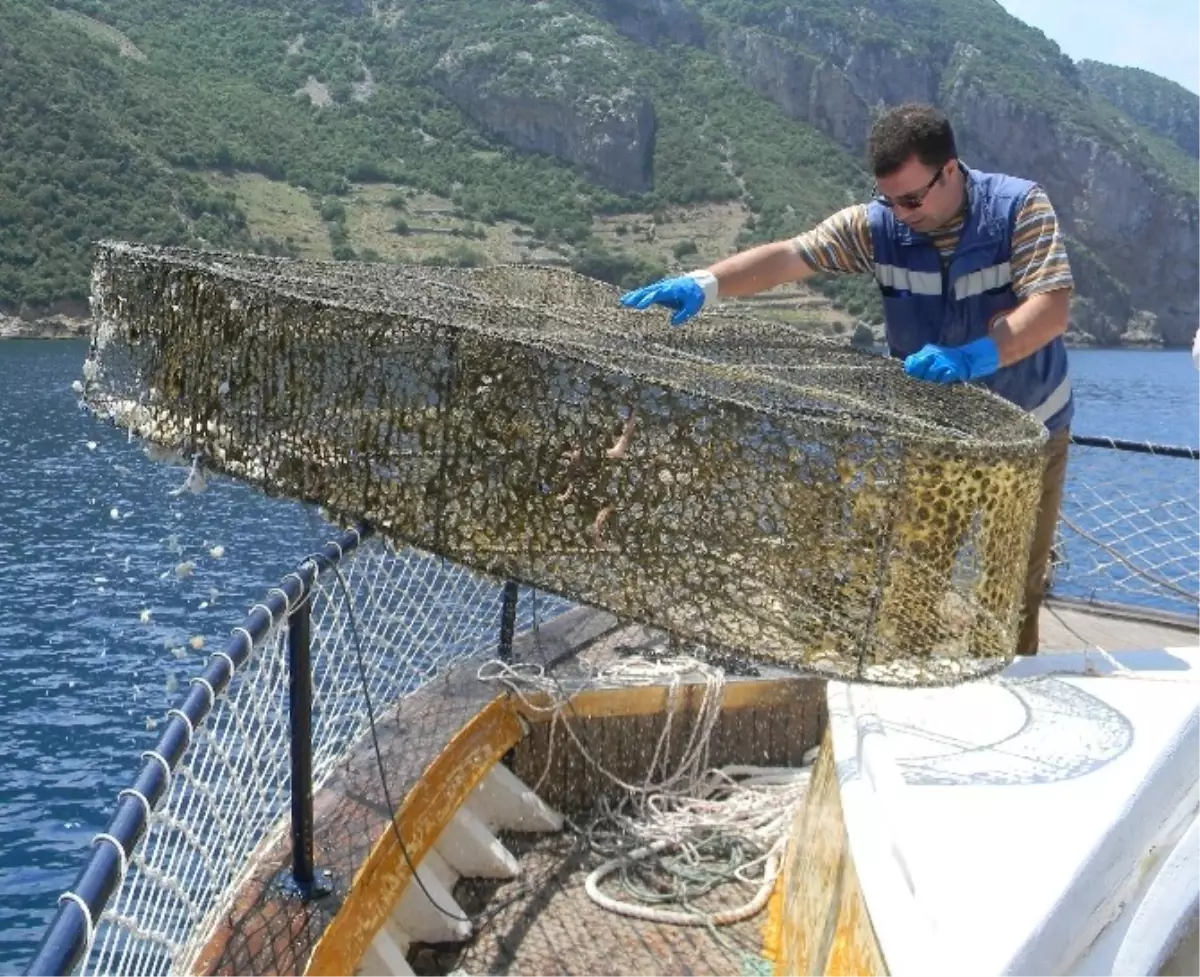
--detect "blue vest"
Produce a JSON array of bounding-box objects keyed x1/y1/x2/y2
[{"x1": 867, "y1": 167, "x2": 1073, "y2": 432}]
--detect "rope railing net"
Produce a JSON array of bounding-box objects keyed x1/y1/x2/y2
[
  {"x1": 82, "y1": 243, "x2": 1050, "y2": 686},
  {"x1": 1051, "y1": 439, "x2": 1199, "y2": 616},
  {"x1": 72, "y1": 536, "x2": 569, "y2": 977}
]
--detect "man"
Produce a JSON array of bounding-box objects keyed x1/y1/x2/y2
[{"x1": 620, "y1": 103, "x2": 1073, "y2": 655}]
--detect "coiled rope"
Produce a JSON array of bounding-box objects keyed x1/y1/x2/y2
[{"x1": 478, "y1": 656, "x2": 815, "y2": 930}]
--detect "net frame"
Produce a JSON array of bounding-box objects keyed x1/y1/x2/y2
[{"x1": 82, "y1": 243, "x2": 1051, "y2": 686}]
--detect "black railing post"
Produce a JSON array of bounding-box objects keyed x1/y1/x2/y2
[
  {"x1": 498, "y1": 580, "x2": 520, "y2": 662},
  {"x1": 287, "y1": 594, "x2": 327, "y2": 899}
]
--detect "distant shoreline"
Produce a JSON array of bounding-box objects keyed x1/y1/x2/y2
[
  {"x1": 0, "y1": 318, "x2": 1189, "y2": 350},
  {"x1": 0, "y1": 316, "x2": 90, "y2": 341}
]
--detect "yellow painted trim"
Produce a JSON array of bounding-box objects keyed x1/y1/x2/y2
[
  {"x1": 517, "y1": 676, "x2": 815, "y2": 722},
  {"x1": 304, "y1": 697, "x2": 524, "y2": 977},
  {"x1": 760, "y1": 868, "x2": 785, "y2": 964},
  {"x1": 776, "y1": 728, "x2": 888, "y2": 976}
]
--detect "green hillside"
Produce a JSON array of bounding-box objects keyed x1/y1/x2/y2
[
  {"x1": 1078, "y1": 59, "x2": 1199, "y2": 159},
  {"x1": 0, "y1": 0, "x2": 1195, "y2": 343},
  {"x1": 0, "y1": 1, "x2": 249, "y2": 307},
  {"x1": 0, "y1": 0, "x2": 874, "y2": 316}
]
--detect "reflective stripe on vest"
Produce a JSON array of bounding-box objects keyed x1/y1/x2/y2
[
  {"x1": 953, "y1": 262, "x2": 1013, "y2": 300},
  {"x1": 1029, "y1": 374, "x2": 1072, "y2": 425},
  {"x1": 874, "y1": 263, "x2": 942, "y2": 295}
]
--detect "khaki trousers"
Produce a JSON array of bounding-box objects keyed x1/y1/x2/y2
[{"x1": 1016, "y1": 428, "x2": 1071, "y2": 655}]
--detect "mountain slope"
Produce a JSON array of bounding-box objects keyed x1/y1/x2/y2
[
  {"x1": 1, "y1": 0, "x2": 1197, "y2": 347},
  {"x1": 0, "y1": 1, "x2": 254, "y2": 308},
  {"x1": 582, "y1": 0, "x2": 1200, "y2": 343},
  {"x1": 1078, "y1": 60, "x2": 1199, "y2": 159}
]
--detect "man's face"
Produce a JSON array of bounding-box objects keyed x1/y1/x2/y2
[{"x1": 874, "y1": 155, "x2": 960, "y2": 232}]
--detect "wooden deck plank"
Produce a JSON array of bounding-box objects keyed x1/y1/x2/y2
[
  {"x1": 194, "y1": 666, "x2": 502, "y2": 977},
  {"x1": 411, "y1": 832, "x2": 774, "y2": 977},
  {"x1": 1039, "y1": 600, "x2": 1197, "y2": 653},
  {"x1": 191, "y1": 599, "x2": 1191, "y2": 977}
]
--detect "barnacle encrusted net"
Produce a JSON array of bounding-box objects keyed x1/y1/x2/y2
[{"x1": 83, "y1": 242, "x2": 1048, "y2": 685}]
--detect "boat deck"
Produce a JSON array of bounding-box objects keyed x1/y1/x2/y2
[
  {"x1": 399, "y1": 619, "x2": 820, "y2": 977},
  {"x1": 1039, "y1": 598, "x2": 1196, "y2": 653},
  {"x1": 196, "y1": 600, "x2": 1193, "y2": 977},
  {"x1": 411, "y1": 831, "x2": 773, "y2": 977},
  {"x1": 402, "y1": 600, "x2": 1196, "y2": 977}
]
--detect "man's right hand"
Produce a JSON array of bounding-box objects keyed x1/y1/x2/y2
[{"x1": 620, "y1": 275, "x2": 709, "y2": 326}]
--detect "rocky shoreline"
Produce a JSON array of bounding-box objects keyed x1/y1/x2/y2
[{"x1": 0, "y1": 314, "x2": 91, "y2": 340}]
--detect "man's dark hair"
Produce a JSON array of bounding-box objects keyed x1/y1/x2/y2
[{"x1": 868, "y1": 104, "x2": 957, "y2": 177}]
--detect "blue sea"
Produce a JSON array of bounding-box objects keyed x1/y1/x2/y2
[{"x1": 0, "y1": 341, "x2": 1196, "y2": 972}]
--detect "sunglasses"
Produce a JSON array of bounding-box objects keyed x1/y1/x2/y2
[{"x1": 874, "y1": 164, "x2": 947, "y2": 210}]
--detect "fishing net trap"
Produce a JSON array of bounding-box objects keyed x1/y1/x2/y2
[{"x1": 81, "y1": 242, "x2": 1048, "y2": 686}]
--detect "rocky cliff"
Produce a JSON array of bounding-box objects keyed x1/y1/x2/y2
[
  {"x1": 421, "y1": 0, "x2": 1197, "y2": 345},
  {"x1": 579, "y1": 0, "x2": 1199, "y2": 345},
  {"x1": 430, "y1": 38, "x2": 656, "y2": 194}
]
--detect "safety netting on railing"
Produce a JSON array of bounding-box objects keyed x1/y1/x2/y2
[
  {"x1": 1050, "y1": 436, "x2": 1199, "y2": 618},
  {"x1": 27, "y1": 527, "x2": 571, "y2": 977}
]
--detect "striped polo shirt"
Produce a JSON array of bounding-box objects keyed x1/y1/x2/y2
[{"x1": 792, "y1": 177, "x2": 1074, "y2": 299}]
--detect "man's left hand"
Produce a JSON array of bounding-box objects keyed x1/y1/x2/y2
[{"x1": 904, "y1": 337, "x2": 1000, "y2": 384}]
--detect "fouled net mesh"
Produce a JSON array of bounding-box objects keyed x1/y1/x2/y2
[{"x1": 82, "y1": 242, "x2": 1049, "y2": 685}]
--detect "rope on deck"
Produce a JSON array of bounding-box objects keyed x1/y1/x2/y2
[{"x1": 479, "y1": 656, "x2": 816, "y2": 931}]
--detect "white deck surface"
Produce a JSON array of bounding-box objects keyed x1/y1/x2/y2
[{"x1": 829, "y1": 645, "x2": 1200, "y2": 977}]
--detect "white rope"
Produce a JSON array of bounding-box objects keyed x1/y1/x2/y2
[
  {"x1": 117, "y1": 788, "x2": 152, "y2": 822},
  {"x1": 93, "y1": 834, "x2": 129, "y2": 884},
  {"x1": 1060, "y1": 512, "x2": 1197, "y2": 602},
  {"x1": 188, "y1": 677, "x2": 216, "y2": 710},
  {"x1": 1053, "y1": 464, "x2": 1198, "y2": 610},
  {"x1": 166, "y1": 709, "x2": 194, "y2": 748},
  {"x1": 140, "y1": 751, "x2": 173, "y2": 792},
  {"x1": 247, "y1": 602, "x2": 277, "y2": 622},
  {"x1": 58, "y1": 892, "x2": 96, "y2": 961},
  {"x1": 211, "y1": 650, "x2": 237, "y2": 679},
  {"x1": 586, "y1": 839, "x2": 781, "y2": 926},
  {"x1": 479, "y1": 655, "x2": 815, "y2": 928}
]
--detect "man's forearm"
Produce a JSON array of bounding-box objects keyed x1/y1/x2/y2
[
  {"x1": 990, "y1": 288, "x2": 1072, "y2": 366},
  {"x1": 705, "y1": 241, "x2": 814, "y2": 298}
]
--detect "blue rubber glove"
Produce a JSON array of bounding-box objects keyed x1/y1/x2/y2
[
  {"x1": 620, "y1": 274, "x2": 709, "y2": 326},
  {"x1": 904, "y1": 337, "x2": 1001, "y2": 384}
]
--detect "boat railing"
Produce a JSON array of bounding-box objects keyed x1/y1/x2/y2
[
  {"x1": 1049, "y1": 434, "x2": 1199, "y2": 621},
  {"x1": 25, "y1": 526, "x2": 572, "y2": 977},
  {"x1": 25, "y1": 432, "x2": 1197, "y2": 976}
]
